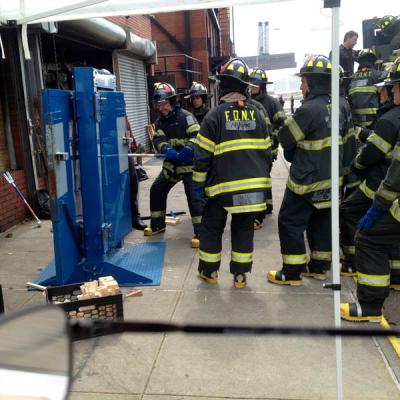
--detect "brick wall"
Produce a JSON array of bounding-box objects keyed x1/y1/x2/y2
[
  {"x1": 218, "y1": 8, "x2": 232, "y2": 56},
  {"x1": 0, "y1": 170, "x2": 29, "y2": 232},
  {"x1": 107, "y1": 15, "x2": 152, "y2": 39}
]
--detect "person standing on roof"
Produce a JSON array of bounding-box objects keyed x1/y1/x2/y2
[
  {"x1": 185, "y1": 82, "x2": 211, "y2": 125},
  {"x1": 192, "y1": 58, "x2": 272, "y2": 289},
  {"x1": 267, "y1": 55, "x2": 345, "y2": 286},
  {"x1": 144, "y1": 82, "x2": 202, "y2": 248}
]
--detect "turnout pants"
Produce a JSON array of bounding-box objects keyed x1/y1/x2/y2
[
  {"x1": 340, "y1": 188, "x2": 371, "y2": 269},
  {"x1": 279, "y1": 189, "x2": 332, "y2": 278},
  {"x1": 149, "y1": 171, "x2": 203, "y2": 234},
  {"x1": 355, "y1": 211, "x2": 400, "y2": 307},
  {"x1": 198, "y1": 199, "x2": 255, "y2": 275}
]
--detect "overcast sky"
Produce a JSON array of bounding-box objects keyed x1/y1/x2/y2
[{"x1": 234, "y1": 0, "x2": 398, "y2": 64}]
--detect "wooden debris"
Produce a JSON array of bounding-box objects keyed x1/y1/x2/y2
[{"x1": 126, "y1": 289, "x2": 143, "y2": 298}]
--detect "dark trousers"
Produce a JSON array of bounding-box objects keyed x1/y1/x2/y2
[
  {"x1": 199, "y1": 199, "x2": 255, "y2": 275},
  {"x1": 149, "y1": 171, "x2": 203, "y2": 234},
  {"x1": 340, "y1": 188, "x2": 371, "y2": 268},
  {"x1": 355, "y1": 211, "x2": 400, "y2": 306},
  {"x1": 279, "y1": 189, "x2": 332, "y2": 277},
  {"x1": 128, "y1": 157, "x2": 141, "y2": 226}
]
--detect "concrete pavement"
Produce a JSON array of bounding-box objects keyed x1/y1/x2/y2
[{"x1": 1, "y1": 153, "x2": 400, "y2": 399}]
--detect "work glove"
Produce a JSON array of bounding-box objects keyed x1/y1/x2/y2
[
  {"x1": 357, "y1": 205, "x2": 384, "y2": 231},
  {"x1": 162, "y1": 145, "x2": 179, "y2": 161},
  {"x1": 283, "y1": 148, "x2": 296, "y2": 163},
  {"x1": 177, "y1": 146, "x2": 194, "y2": 164},
  {"x1": 192, "y1": 182, "x2": 207, "y2": 205},
  {"x1": 358, "y1": 127, "x2": 371, "y2": 144},
  {"x1": 350, "y1": 162, "x2": 369, "y2": 180}
]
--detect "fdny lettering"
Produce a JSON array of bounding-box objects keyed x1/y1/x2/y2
[
  {"x1": 225, "y1": 109, "x2": 256, "y2": 121},
  {"x1": 224, "y1": 108, "x2": 257, "y2": 131}
]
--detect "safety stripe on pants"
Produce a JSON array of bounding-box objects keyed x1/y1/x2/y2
[
  {"x1": 199, "y1": 250, "x2": 221, "y2": 263},
  {"x1": 282, "y1": 254, "x2": 308, "y2": 265},
  {"x1": 357, "y1": 272, "x2": 390, "y2": 287},
  {"x1": 231, "y1": 251, "x2": 253, "y2": 263},
  {"x1": 310, "y1": 250, "x2": 332, "y2": 261}
]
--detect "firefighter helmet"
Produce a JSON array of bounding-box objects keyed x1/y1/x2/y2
[
  {"x1": 297, "y1": 55, "x2": 332, "y2": 76},
  {"x1": 184, "y1": 82, "x2": 208, "y2": 99},
  {"x1": 218, "y1": 58, "x2": 251, "y2": 85},
  {"x1": 357, "y1": 48, "x2": 377, "y2": 64},
  {"x1": 377, "y1": 15, "x2": 398, "y2": 34},
  {"x1": 385, "y1": 59, "x2": 400, "y2": 84},
  {"x1": 153, "y1": 82, "x2": 177, "y2": 107},
  {"x1": 249, "y1": 67, "x2": 273, "y2": 85}
]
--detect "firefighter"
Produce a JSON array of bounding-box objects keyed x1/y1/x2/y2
[
  {"x1": 340, "y1": 72, "x2": 396, "y2": 276},
  {"x1": 341, "y1": 60, "x2": 400, "y2": 322},
  {"x1": 144, "y1": 82, "x2": 202, "y2": 248},
  {"x1": 192, "y1": 58, "x2": 272, "y2": 289},
  {"x1": 185, "y1": 82, "x2": 210, "y2": 124},
  {"x1": 249, "y1": 67, "x2": 286, "y2": 227},
  {"x1": 376, "y1": 16, "x2": 400, "y2": 59},
  {"x1": 348, "y1": 48, "x2": 385, "y2": 136},
  {"x1": 267, "y1": 54, "x2": 343, "y2": 286}
]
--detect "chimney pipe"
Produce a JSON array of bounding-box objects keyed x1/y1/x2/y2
[
  {"x1": 264, "y1": 21, "x2": 269, "y2": 55},
  {"x1": 258, "y1": 21, "x2": 263, "y2": 55}
]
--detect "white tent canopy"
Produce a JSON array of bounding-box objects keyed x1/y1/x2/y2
[{"x1": 0, "y1": 0, "x2": 290, "y2": 24}]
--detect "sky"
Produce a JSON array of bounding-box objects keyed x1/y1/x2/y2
[{"x1": 233, "y1": 0, "x2": 398, "y2": 93}]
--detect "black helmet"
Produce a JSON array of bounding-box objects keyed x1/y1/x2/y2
[
  {"x1": 184, "y1": 82, "x2": 208, "y2": 99},
  {"x1": 218, "y1": 58, "x2": 251, "y2": 85},
  {"x1": 385, "y1": 59, "x2": 400, "y2": 84},
  {"x1": 377, "y1": 15, "x2": 398, "y2": 35},
  {"x1": 249, "y1": 67, "x2": 273, "y2": 85},
  {"x1": 357, "y1": 48, "x2": 377, "y2": 64},
  {"x1": 297, "y1": 55, "x2": 332, "y2": 76},
  {"x1": 153, "y1": 82, "x2": 177, "y2": 107}
]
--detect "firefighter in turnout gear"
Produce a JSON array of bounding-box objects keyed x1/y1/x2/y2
[
  {"x1": 348, "y1": 48, "x2": 385, "y2": 131},
  {"x1": 341, "y1": 60, "x2": 400, "y2": 322},
  {"x1": 340, "y1": 72, "x2": 396, "y2": 276},
  {"x1": 144, "y1": 82, "x2": 202, "y2": 248},
  {"x1": 267, "y1": 55, "x2": 344, "y2": 285},
  {"x1": 192, "y1": 58, "x2": 272, "y2": 289},
  {"x1": 249, "y1": 67, "x2": 286, "y2": 227},
  {"x1": 185, "y1": 82, "x2": 210, "y2": 124}
]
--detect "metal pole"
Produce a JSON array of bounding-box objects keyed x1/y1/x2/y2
[
  {"x1": 0, "y1": 284, "x2": 4, "y2": 314},
  {"x1": 330, "y1": 4, "x2": 343, "y2": 400}
]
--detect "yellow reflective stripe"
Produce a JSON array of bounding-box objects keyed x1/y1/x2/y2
[
  {"x1": 282, "y1": 254, "x2": 308, "y2": 265},
  {"x1": 377, "y1": 186, "x2": 400, "y2": 202},
  {"x1": 349, "y1": 86, "x2": 377, "y2": 95},
  {"x1": 176, "y1": 165, "x2": 193, "y2": 174},
  {"x1": 273, "y1": 111, "x2": 286, "y2": 122},
  {"x1": 353, "y1": 158, "x2": 367, "y2": 170},
  {"x1": 151, "y1": 211, "x2": 166, "y2": 218},
  {"x1": 224, "y1": 203, "x2": 267, "y2": 213},
  {"x1": 392, "y1": 145, "x2": 400, "y2": 161},
  {"x1": 206, "y1": 177, "x2": 271, "y2": 197},
  {"x1": 358, "y1": 121, "x2": 374, "y2": 127},
  {"x1": 154, "y1": 129, "x2": 166, "y2": 137},
  {"x1": 192, "y1": 216, "x2": 202, "y2": 225},
  {"x1": 343, "y1": 128, "x2": 355, "y2": 144},
  {"x1": 192, "y1": 170, "x2": 207, "y2": 183},
  {"x1": 359, "y1": 180, "x2": 375, "y2": 200},
  {"x1": 214, "y1": 138, "x2": 271, "y2": 156},
  {"x1": 287, "y1": 176, "x2": 343, "y2": 195},
  {"x1": 285, "y1": 116, "x2": 305, "y2": 142},
  {"x1": 266, "y1": 199, "x2": 273, "y2": 205},
  {"x1": 311, "y1": 250, "x2": 332, "y2": 261},
  {"x1": 169, "y1": 138, "x2": 187, "y2": 147},
  {"x1": 390, "y1": 200, "x2": 400, "y2": 223},
  {"x1": 367, "y1": 133, "x2": 392, "y2": 154},
  {"x1": 187, "y1": 123, "x2": 200, "y2": 134},
  {"x1": 346, "y1": 180, "x2": 361, "y2": 189},
  {"x1": 357, "y1": 272, "x2": 390, "y2": 287},
  {"x1": 297, "y1": 136, "x2": 342, "y2": 151},
  {"x1": 231, "y1": 251, "x2": 253, "y2": 263},
  {"x1": 352, "y1": 108, "x2": 378, "y2": 115},
  {"x1": 199, "y1": 250, "x2": 221, "y2": 263},
  {"x1": 313, "y1": 201, "x2": 331, "y2": 209},
  {"x1": 390, "y1": 260, "x2": 400, "y2": 269},
  {"x1": 194, "y1": 134, "x2": 215, "y2": 153},
  {"x1": 344, "y1": 245, "x2": 355, "y2": 255}
]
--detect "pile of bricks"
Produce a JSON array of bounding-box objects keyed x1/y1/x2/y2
[{"x1": 68, "y1": 304, "x2": 118, "y2": 320}]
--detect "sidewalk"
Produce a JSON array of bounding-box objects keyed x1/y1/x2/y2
[{"x1": 1, "y1": 153, "x2": 400, "y2": 399}]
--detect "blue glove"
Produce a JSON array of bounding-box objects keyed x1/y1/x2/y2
[
  {"x1": 283, "y1": 148, "x2": 296, "y2": 162},
  {"x1": 177, "y1": 146, "x2": 194, "y2": 164},
  {"x1": 350, "y1": 163, "x2": 369, "y2": 180},
  {"x1": 357, "y1": 205, "x2": 384, "y2": 231},
  {"x1": 192, "y1": 182, "x2": 206, "y2": 204},
  {"x1": 162, "y1": 146, "x2": 179, "y2": 161}
]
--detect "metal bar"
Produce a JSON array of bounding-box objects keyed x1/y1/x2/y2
[{"x1": 0, "y1": 285, "x2": 4, "y2": 314}]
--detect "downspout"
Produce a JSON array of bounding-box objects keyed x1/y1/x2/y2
[
  {"x1": 184, "y1": 11, "x2": 192, "y2": 87},
  {"x1": 0, "y1": 62, "x2": 17, "y2": 170}
]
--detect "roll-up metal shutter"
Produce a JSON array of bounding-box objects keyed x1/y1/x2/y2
[{"x1": 113, "y1": 51, "x2": 150, "y2": 150}]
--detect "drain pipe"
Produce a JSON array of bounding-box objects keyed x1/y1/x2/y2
[{"x1": 0, "y1": 62, "x2": 17, "y2": 170}]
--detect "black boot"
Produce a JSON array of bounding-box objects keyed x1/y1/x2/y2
[{"x1": 133, "y1": 218, "x2": 147, "y2": 230}]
